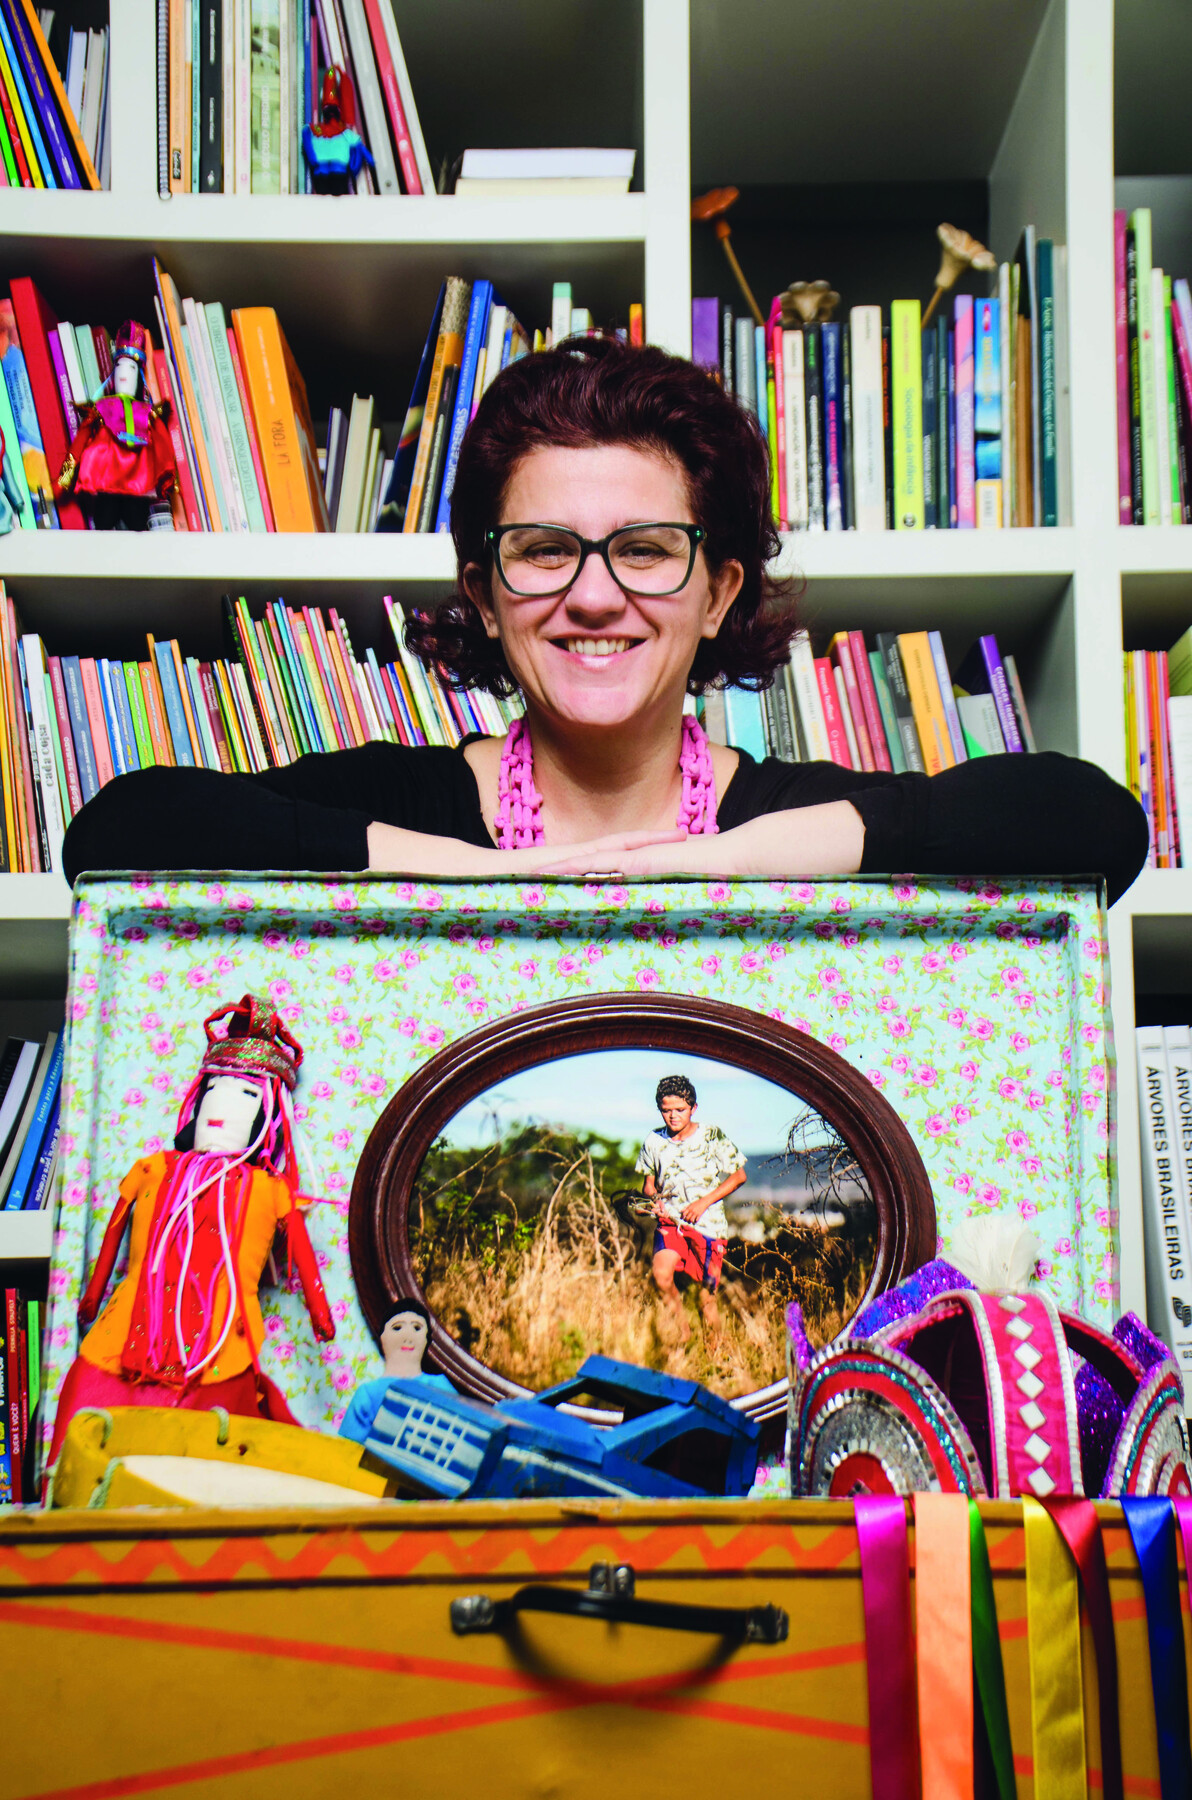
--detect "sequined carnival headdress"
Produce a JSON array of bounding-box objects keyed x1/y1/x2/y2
[{"x1": 789, "y1": 1244, "x2": 1191, "y2": 1501}]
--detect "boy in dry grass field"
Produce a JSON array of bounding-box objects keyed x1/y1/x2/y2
[{"x1": 636, "y1": 1075, "x2": 746, "y2": 1346}]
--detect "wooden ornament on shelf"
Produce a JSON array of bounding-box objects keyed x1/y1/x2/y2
[
  {"x1": 922, "y1": 223, "x2": 997, "y2": 328},
  {"x1": 780, "y1": 281, "x2": 841, "y2": 327},
  {"x1": 691, "y1": 187, "x2": 766, "y2": 328}
]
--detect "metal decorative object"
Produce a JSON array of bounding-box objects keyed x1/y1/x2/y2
[{"x1": 791, "y1": 1266, "x2": 1192, "y2": 1499}]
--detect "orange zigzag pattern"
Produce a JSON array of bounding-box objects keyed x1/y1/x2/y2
[{"x1": 0, "y1": 1521, "x2": 859, "y2": 1592}]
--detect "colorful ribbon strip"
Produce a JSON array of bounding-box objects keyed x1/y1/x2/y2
[
  {"x1": 1122, "y1": 1497, "x2": 1192, "y2": 1800},
  {"x1": 1038, "y1": 1496, "x2": 1122, "y2": 1800},
  {"x1": 1024, "y1": 1495, "x2": 1086, "y2": 1799},
  {"x1": 969, "y1": 1499, "x2": 1016, "y2": 1800},
  {"x1": 855, "y1": 1495, "x2": 920, "y2": 1800},
  {"x1": 914, "y1": 1493, "x2": 974, "y2": 1799}
]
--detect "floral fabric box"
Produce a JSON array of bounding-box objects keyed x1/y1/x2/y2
[{"x1": 42, "y1": 875, "x2": 1112, "y2": 1460}]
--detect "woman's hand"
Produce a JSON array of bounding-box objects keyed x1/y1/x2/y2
[
  {"x1": 366, "y1": 820, "x2": 692, "y2": 878},
  {"x1": 532, "y1": 804, "x2": 866, "y2": 880}
]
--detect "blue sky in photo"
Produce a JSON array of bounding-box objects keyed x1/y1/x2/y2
[{"x1": 439, "y1": 1048, "x2": 832, "y2": 1155}]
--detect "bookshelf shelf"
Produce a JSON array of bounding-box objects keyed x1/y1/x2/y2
[
  {"x1": 0, "y1": 0, "x2": 1179, "y2": 1311},
  {"x1": 0, "y1": 1211, "x2": 55, "y2": 1265}
]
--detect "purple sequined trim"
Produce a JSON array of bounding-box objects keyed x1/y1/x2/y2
[
  {"x1": 1114, "y1": 1311, "x2": 1171, "y2": 1373},
  {"x1": 786, "y1": 1300, "x2": 813, "y2": 1375},
  {"x1": 1073, "y1": 1360, "x2": 1123, "y2": 1498},
  {"x1": 847, "y1": 1259, "x2": 973, "y2": 1341}
]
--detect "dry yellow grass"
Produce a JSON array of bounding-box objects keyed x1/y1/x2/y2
[{"x1": 414, "y1": 1144, "x2": 870, "y2": 1397}]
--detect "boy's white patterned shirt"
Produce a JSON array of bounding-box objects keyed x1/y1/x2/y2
[{"x1": 635, "y1": 1123, "x2": 744, "y2": 1240}]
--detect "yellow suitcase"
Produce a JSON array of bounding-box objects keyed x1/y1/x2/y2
[{"x1": 0, "y1": 1499, "x2": 1171, "y2": 1798}]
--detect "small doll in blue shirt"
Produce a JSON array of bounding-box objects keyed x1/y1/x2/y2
[{"x1": 339, "y1": 1296, "x2": 455, "y2": 1446}]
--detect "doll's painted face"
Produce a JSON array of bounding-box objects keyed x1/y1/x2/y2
[
  {"x1": 194, "y1": 1075, "x2": 263, "y2": 1155},
  {"x1": 381, "y1": 1309, "x2": 429, "y2": 1376},
  {"x1": 112, "y1": 354, "x2": 140, "y2": 400}
]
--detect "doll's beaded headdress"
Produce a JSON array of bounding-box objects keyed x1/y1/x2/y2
[{"x1": 199, "y1": 993, "x2": 303, "y2": 1091}]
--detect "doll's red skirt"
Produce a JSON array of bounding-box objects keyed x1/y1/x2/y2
[{"x1": 48, "y1": 1355, "x2": 299, "y2": 1463}]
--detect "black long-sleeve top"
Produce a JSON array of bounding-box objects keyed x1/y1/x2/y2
[{"x1": 60, "y1": 743, "x2": 1150, "y2": 906}]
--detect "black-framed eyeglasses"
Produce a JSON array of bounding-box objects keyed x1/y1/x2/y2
[{"x1": 484, "y1": 522, "x2": 707, "y2": 598}]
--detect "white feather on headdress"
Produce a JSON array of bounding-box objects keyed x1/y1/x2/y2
[{"x1": 947, "y1": 1215, "x2": 1041, "y2": 1295}]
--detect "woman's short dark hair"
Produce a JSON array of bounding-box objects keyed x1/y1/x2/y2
[
  {"x1": 405, "y1": 335, "x2": 799, "y2": 697},
  {"x1": 656, "y1": 1075, "x2": 697, "y2": 1110},
  {"x1": 383, "y1": 1297, "x2": 431, "y2": 1333}
]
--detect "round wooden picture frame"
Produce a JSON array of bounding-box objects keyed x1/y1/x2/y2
[{"x1": 349, "y1": 992, "x2": 937, "y2": 1425}]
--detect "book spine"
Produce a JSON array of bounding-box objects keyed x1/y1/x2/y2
[
  {"x1": 954, "y1": 295, "x2": 975, "y2": 528},
  {"x1": 1126, "y1": 228, "x2": 1143, "y2": 524},
  {"x1": 921, "y1": 318, "x2": 937, "y2": 530},
  {"x1": 5, "y1": 1035, "x2": 60, "y2": 1210},
  {"x1": 781, "y1": 326, "x2": 808, "y2": 530},
  {"x1": 821, "y1": 322, "x2": 843, "y2": 531},
  {"x1": 868, "y1": 650, "x2": 906, "y2": 774},
  {"x1": 890, "y1": 299, "x2": 923, "y2": 529},
  {"x1": 153, "y1": 264, "x2": 220, "y2": 528},
  {"x1": 77, "y1": 658, "x2": 113, "y2": 786},
  {"x1": 0, "y1": 34, "x2": 30, "y2": 186},
  {"x1": 15, "y1": 638, "x2": 48, "y2": 870},
  {"x1": 151, "y1": 349, "x2": 201, "y2": 531},
  {"x1": 360, "y1": 0, "x2": 418, "y2": 191},
  {"x1": 95, "y1": 660, "x2": 126, "y2": 776},
  {"x1": 108, "y1": 659, "x2": 141, "y2": 772},
  {"x1": 204, "y1": 303, "x2": 266, "y2": 531},
  {"x1": 338, "y1": 0, "x2": 399, "y2": 193},
  {"x1": 849, "y1": 305, "x2": 885, "y2": 531},
  {"x1": 874, "y1": 633, "x2": 926, "y2": 773},
  {"x1": 772, "y1": 320, "x2": 787, "y2": 529},
  {"x1": 813, "y1": 657, "x2": 850, "y2": 768},
  {"x1": 21, "y1": 638, "x2": 63, "y2": 869},
  {"x1": 849, "y1": 630, "x2": 893, "y2": 772},
  {"x1": 46, "y1": 659, "x2": 82, "y2": 816},
  {"x1": 435, "y1": 280, "x2": 492, "y2": 531},
  {"x1": 231, "y1": 306, "x2": 312, "y2": 529},
  {"x1": 998, "y1": 261, "x2": 1012, "y2": 530},
  {"x1": 829, "y1": 633, "x2": 873, "y2": 769},
  {"x1": 199, "y1": 664, "x2": 233, "y2": 770},
  {"x1": 3, "y1": 1289, "x2": 19, "y2": 1502},
  {"x1": 1138, "y1": 1025, "x2": 1192, "y2": 1369},
  {"x1": 978, "y1": 635, "x2": 1025, "y2": 753},
  {"x1": 1115, "y1": 210, "x2": 1132, "y2": 524},
  {"x1": 803, "y1": 326, "x2": 824, "y2": 531},
  {"x1": 897, "y1": 631, "x2": 950, "y2": 774},
  {"x1": 840, "y1": 322, "x2": 854, "y2": 530},
  {"x1": 1165, "y1": 276, "x2": 1181, "y2": 523},
  {"x1": 787, "y1": 633, "x2": 830, "y2": 761},
  {"x1": 227, "y1": 331, "x2": 274, "y2": 530},
  {"x1": 122, "y1": 663, "x2": 155, "y2": 770},
  {"x1": 59, "y1": 658, "x2": 97, "y2": 801},
  {"x1": 199, "y1": 0, "x2": 221, "y2": 189},
  {"x1": 1036, "y1": 240, "x2": 1057, "y2": 526},
  {"x1": 928, "y1": 630, "x2": 966, "y2": 764},
  {"x1": 138, "y1": 662, "x2": 174, "y2": 766},
  {"x1": 973, "y1": 297, "x2": 1003, "y2": 528},
  {"x1": 1133, "y1": 209, "x2": 1159, "y2": 524},
  {"x1": 26, "y1": 1093, "x2": 59, "y2": 1211},
  {"x1": 149, "y1": 638, "x2": 194, "y2": 766}
]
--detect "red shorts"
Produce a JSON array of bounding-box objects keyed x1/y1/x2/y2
[{"x1": 653, "y1": 1223, "x2": 726, "y2": 1293}]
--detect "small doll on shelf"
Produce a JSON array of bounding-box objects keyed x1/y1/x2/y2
[
  {"x1": 338, "y1": 1297, "x2": 455, "y2": 1446},
  {"x1": 302, "y1": 65, "x2": 375, "y2": 195},
  {"x1": 49, "y1": 994, "x2": 335, "y2": 1463},
  {"x1": 56, "y1": 319, "x2": 177, "y2": 531}
]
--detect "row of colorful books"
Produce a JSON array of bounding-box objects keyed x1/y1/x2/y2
[
  {"x1": 696, "y1": 229, "x2": 1064, "y2": 531},
  {"x1": 377, "y1": 279, "x2": 642, "y2": 534},
  {"x1": 0, "y1": 1281, "x2": 43, "y2": 1504},
  {"x1": 36, "y1": 10, "x2": 107, "y2": 184},
  {"x1": 158, "y1": 0, "x2": 432, "y2": 197},
  {"x1": 1123, "y1": 629, "x2": 1192, "y2": 868},
  {"x1": 1115, "y1": 208, "x2": 1192, "y2": 526},
  {"x1": 0, "y1": 0, "x2": 101, "y2": 189},
  {"x1": 0, "y1": 583, "x2": 521, "y2": 871},
  {"x1": 702, "y1": 629, "x2": 1036, "y2": 773},
  {"x1": 1136, "y1": 1023, "x2": 1192, "y2": 1373},
  {"x1": 0, "y1": 1031, "x2": 60, "y2": 1218}
]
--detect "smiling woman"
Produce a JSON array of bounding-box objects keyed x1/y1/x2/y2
[{"x1": 61, "y1": 337, "x2": 1148, "y2": 900}]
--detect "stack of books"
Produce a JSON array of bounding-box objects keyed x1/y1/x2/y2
[
  {"x1": 1136, "y1": 1023, "x2": 1192, "y2": 1373},
  {"x1": 0, "y1": 1, "x2": 102, "y2": 190},
  {"x1": 453, "y1": 147, "x2": 635, "y2": 199},
  {"x1": 378, "y1": 279, "x2": 642, "y2": 533},
  {"x1": 0, "y1": 1280, "x2": 44, "y2": 1505},
  {"x1": 1115, "y1": 207, "x2": 1192, "y2": 525},
  {"x1": 696, "y1": 226, "x2": 1065, "y2": 531},
  {"x1": 1123, "y1": 626, "x2": 1192, "y2": 869},
  {"x1": 157, "y1": 0, "x2": 431, "y2": 197},
  {"x1": 0, "y1": 583, "x2": 521, "y2": 873},
  {"x1": 0, "y1": 1031, "x2": 60, "y2": 1218},
  {"x1": 702, "y1": 628, "x2": 1035, "y2": 772}
]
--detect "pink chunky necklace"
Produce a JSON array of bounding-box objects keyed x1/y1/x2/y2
[{"x1": 494, "y1": 713, "x2": 719, "y2": 849}]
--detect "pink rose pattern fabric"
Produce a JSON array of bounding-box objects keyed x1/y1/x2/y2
[{"x1": 41, "y1": 875, "x2": 1112, "y2": 1462}]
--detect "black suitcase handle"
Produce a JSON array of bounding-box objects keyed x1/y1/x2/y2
[{"x1": 450, "y1": 1561, "x2": 789, "y2": 1644}]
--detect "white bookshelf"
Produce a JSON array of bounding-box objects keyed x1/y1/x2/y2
[{"x1": 0, "y1": 0, "x2": 1184, "y2": 1315}]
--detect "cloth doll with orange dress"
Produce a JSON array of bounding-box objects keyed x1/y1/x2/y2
[{"x1": 49, "y1": 994, "x2": 335, "y2": 1462}]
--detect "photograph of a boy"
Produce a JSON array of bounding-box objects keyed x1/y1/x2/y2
[{"x1": 636, "y1": 1074, "x2": 746, "y2": 1344}]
